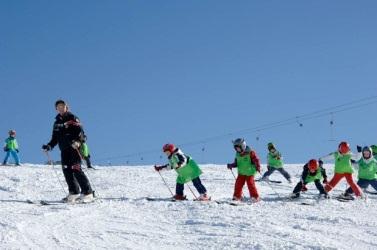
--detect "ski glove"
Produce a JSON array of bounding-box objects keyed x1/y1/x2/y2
[
  {"x1": 42, "y1": 144, "x2": 51, "y2": 151},
  {"x1": 15, "y1": 149, "x2": 19, "y2": 153},
  {"x1": 323, "y1": 178, "x2": 328, "y2": 184},
  {"x1": 318, "y1": 160, "x2": 324, "y2": 166},
  {"x1": 154, "y1": 165, "x2": 164, "y2": 171},
  {"x1": 357, "y1": 145, "x2": 362, "y2": 153},
  {"x1": 3, "y1": 147, "x2": 8, "y2": 152},
  {"x1": 227, "y1": 163, "x2": 236, "y2": 169},
  {"x1": 71, "y1": 141, "x2": 81, "y2": 149}
]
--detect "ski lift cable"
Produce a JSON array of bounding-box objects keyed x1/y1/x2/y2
[{"x1": 95, "y1": 96, "x2": 377, "y2": 163}]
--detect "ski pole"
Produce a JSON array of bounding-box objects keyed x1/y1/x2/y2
[
  {"x1": 74, "y1": 147, "x2": 99, "y2": 197},
  {"x1": 45, "y1": 151, "x2": 67, "y2": 196},
  {"x1": 186, "y1": 183, "x2": 198, "y2": 200},
  {"x1": 157, "y1": 170, "x2": 174, "y2": 197}
]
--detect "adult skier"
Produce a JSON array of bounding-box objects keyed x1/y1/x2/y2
[{"x1": 42, "y1": 99, "x2": 94, "y2": 203}]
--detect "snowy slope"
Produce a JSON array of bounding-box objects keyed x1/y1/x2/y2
[{"x1": 1, "y1": 164, "x2": 377, "y2": 250}]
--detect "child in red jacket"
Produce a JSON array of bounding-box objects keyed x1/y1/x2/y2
[{"x1": 227, "y1": 138, "x2": 261, "y2": 202}]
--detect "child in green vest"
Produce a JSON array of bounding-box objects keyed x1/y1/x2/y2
[
  {"x1": 261, "y1": 143, "x2": 292, "y2": 183},
  {"x1": 290, "y1": 159, "x2": 328, "y2": 199},
  {"x1": 80, "y1": 135, "x2": 93, "y2": 169},
  {"x1": 341, "y1": 146, "x2": 377, "y2": 199},
  {"x1": 320, "y1": 141, "x2": 363, "y2": 197},
  {"x1": 2, "y1": 130, "x2": 20, "y2": 166},
  {"x1": 154, "y1": 144, "x2": 209, "y2": 201},
  {"x1": 227, "y1": 138, "x2": 261, "y2": 202}
]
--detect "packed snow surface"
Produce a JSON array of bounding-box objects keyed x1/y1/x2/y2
[{"x1": 1, "y1": 164, "x2": 377, "y2": 249}]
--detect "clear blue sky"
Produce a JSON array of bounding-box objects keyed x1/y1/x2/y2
[{"x1": 1, "y1": 1, "x2": 377, "y2": 165}]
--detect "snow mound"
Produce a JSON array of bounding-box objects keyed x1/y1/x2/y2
[{"x1": 1, "y1": 164, "x2": 377, "y2": 249}]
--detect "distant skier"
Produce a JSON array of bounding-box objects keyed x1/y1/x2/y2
[
  {"x1": 42, "y1": 99, "x2": 94, "y2": 203},
  {"x1": 290, "y1": 159, "x2": 328, "y2": 199},
  {"x1": 80, "y1": 135, "x2": 93, "y2": 169},
  {"x1": 227, "y1": 138, "x2": 261, "y2": 202},
  {"x1": 340, "y1": 146, "x2": 377, "y2": 199},
  {"x1": 2, "y1": 130, "x2": 20, "y2": 166},
  {"x1": 154, "y1": 144, "x2": 210, "y2": 201},
  {"x1": 319, "y1": 141, "x2": 363, "y2": 198},
  {"x1": 261, "y1": 142, "x2": 292, "y2": 183}
]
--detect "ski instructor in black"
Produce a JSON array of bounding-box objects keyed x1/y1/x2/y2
[{"x1": 42, "y1": 99, "x2": 93, "y2": 203}]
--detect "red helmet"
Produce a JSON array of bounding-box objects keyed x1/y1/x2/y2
[
  {"x1": 338, "y1": 141, "x2": 350, "y2": 154},
  {"x1": 308, "y1": 159, "x2": 318, "y2": 172},
  {"x1": 163, "y1": 144, "x2": 175, "y2": 153}
]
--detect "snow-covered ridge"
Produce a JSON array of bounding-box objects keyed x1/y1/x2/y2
[{"x1": 1, "y1": 164, "x2": 376, "y2": 249}]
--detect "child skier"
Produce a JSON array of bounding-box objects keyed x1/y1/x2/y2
[
  {"x1": 80, "y1": 135, "x2": 93, "y2": 169},
  {"x1": 341, "y1": 146, "x2": 377, "y2": 199},
  {"x1": 2, "y1": 130, "x2": 20, "y2": 166},
  {"x1": 290, "y1": 159, "x2": 328, "y2": 199},
  {"x1": 154, "y1": 144, "x2": 209, "y2": 201},
  {"x1": 319, "y1": 141, "x2": 363, "y2": 197},
  {"x1": 227, "y1": 138, "x2": 261, "y2": 202},
  {"x1": 261, "y1": 142, "x2": 292, "y2": 183}
]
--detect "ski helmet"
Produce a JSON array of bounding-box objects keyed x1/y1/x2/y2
[
  {"x1": 338, "y1": 141, "x2": 350, "y2": 154},
  {"x1": 162, "y1": 143, "x2": 175, "y2": 153},
  {"x1": 233, "y1": 138, "x2": 246, "y2": 151},
  {"x1": 362, "y1": 146, "x2": 372, "y2": 160},
  {"x1": 55, "y1": 99, "x2": 66, "y2": 108},
  {"x1": 267, "y1": 142, "x2": 275, "y2": 151},
  {"x1": 371, "y1": 145, "x2": 377, "y2": 155},
  {"x1": 8, "y1": 130, "x2": 16, "y2": 136},
  {"x1": 308, "y1": 159, "x2": 318, "y2": 172}
]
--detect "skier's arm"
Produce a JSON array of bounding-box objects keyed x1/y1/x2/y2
[
  {"x1": 250, "y1": 151, "x2": 261, "y2": 173},
  {"x1": 320, "y1": 166, "x2": 328, "y2": 183},
  {"x1": 319, "y1": 153, "x2": 335, "y2": 162},
  {"x1": 47, "y1": 124, "x2": 58, "y2": 149},
  {"x1": 301, "y1": 165, "x2": 309, "y2": 182},
  {"x1": 227, "y1": 159, "x2": 237, "y2": 169}
]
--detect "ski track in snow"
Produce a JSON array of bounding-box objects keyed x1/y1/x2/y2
[{"x1": 1, "y1": 164, "x2": 377, "y2": 249}]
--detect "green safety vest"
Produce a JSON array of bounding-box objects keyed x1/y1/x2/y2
[
  {"x1": 305, "y1": 168, "x2": 323, "y2": 183},
  {"x1": 80, "y1": 143, "x2": 90, "y2": 157},
  {"x1": 169, "y1": 154, "x2": 202, "y2": 184},
  {"x1": 333, "y1": 152, "x2": 353, "y2": 174},
  {"x1": 236, "y1": 152, "x2": 257, "y2": 176},
  {"x1": 5, "y1": 137, "x2": 18, "y2": 151},
  {"x1": 357, "y1": 158, "x2": 377, "y2": 180},
  {"x1": 268, "y1": 152, "x2": 283, "y2": 168}
]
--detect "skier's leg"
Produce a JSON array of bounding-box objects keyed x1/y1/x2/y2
[
  {"x1": 262, "y1": 167, "x2": 275, "y2": 179},
  {"x1": 292, "y1": 181, "x2": 304, "y2": 195},
  {"x1": 3, "y1": 151, "x2": 10, "y2": 164},
  {"x1": 192, "y1": 177, "x2": 207, "y2": 195},
  {"x1": 277, "y1": 168, "x2": 292, "y2": 181},
  {"x1": 233, "y1": 175, "x2": 246, "y2": 199},
  {"x1": 10, "y1": 150, "x2": 20, "y2": 165},
  {"x1": 85, "y1": 155, "x2": 93, "y2": 168},
  {"x1": 369, "y1": 179, "x2": 377, "y2": 191},
  {"x1": 175, "y1": 183, "x2": 184, "y2": 196},
  {"x1": 314, "y1": 180, "x2": 326, "y2": 194},
  {"x1": 246, "y1": 175, "x2": 259, "y2": 199},
  {"x1": 62, "y1": 166, "x2": 80, "y2": 194},
  {"x1": 325, "y1": 173, "x2": 344, "y2": 193},
  {"x1": 344, "y1": 173, "x2": 362, "y2": 196}
]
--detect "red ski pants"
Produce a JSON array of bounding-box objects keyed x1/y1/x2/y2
[
  {"x1": 325, "y1": 173, "x2": 362, "y2": 196},
  {"x1": 233, "y1": 175, "x2": 259, "y2": 199}
]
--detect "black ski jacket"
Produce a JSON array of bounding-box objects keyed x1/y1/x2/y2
[{"x1": 47, "y1": 112, "x2": 84, "y2": 151}]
